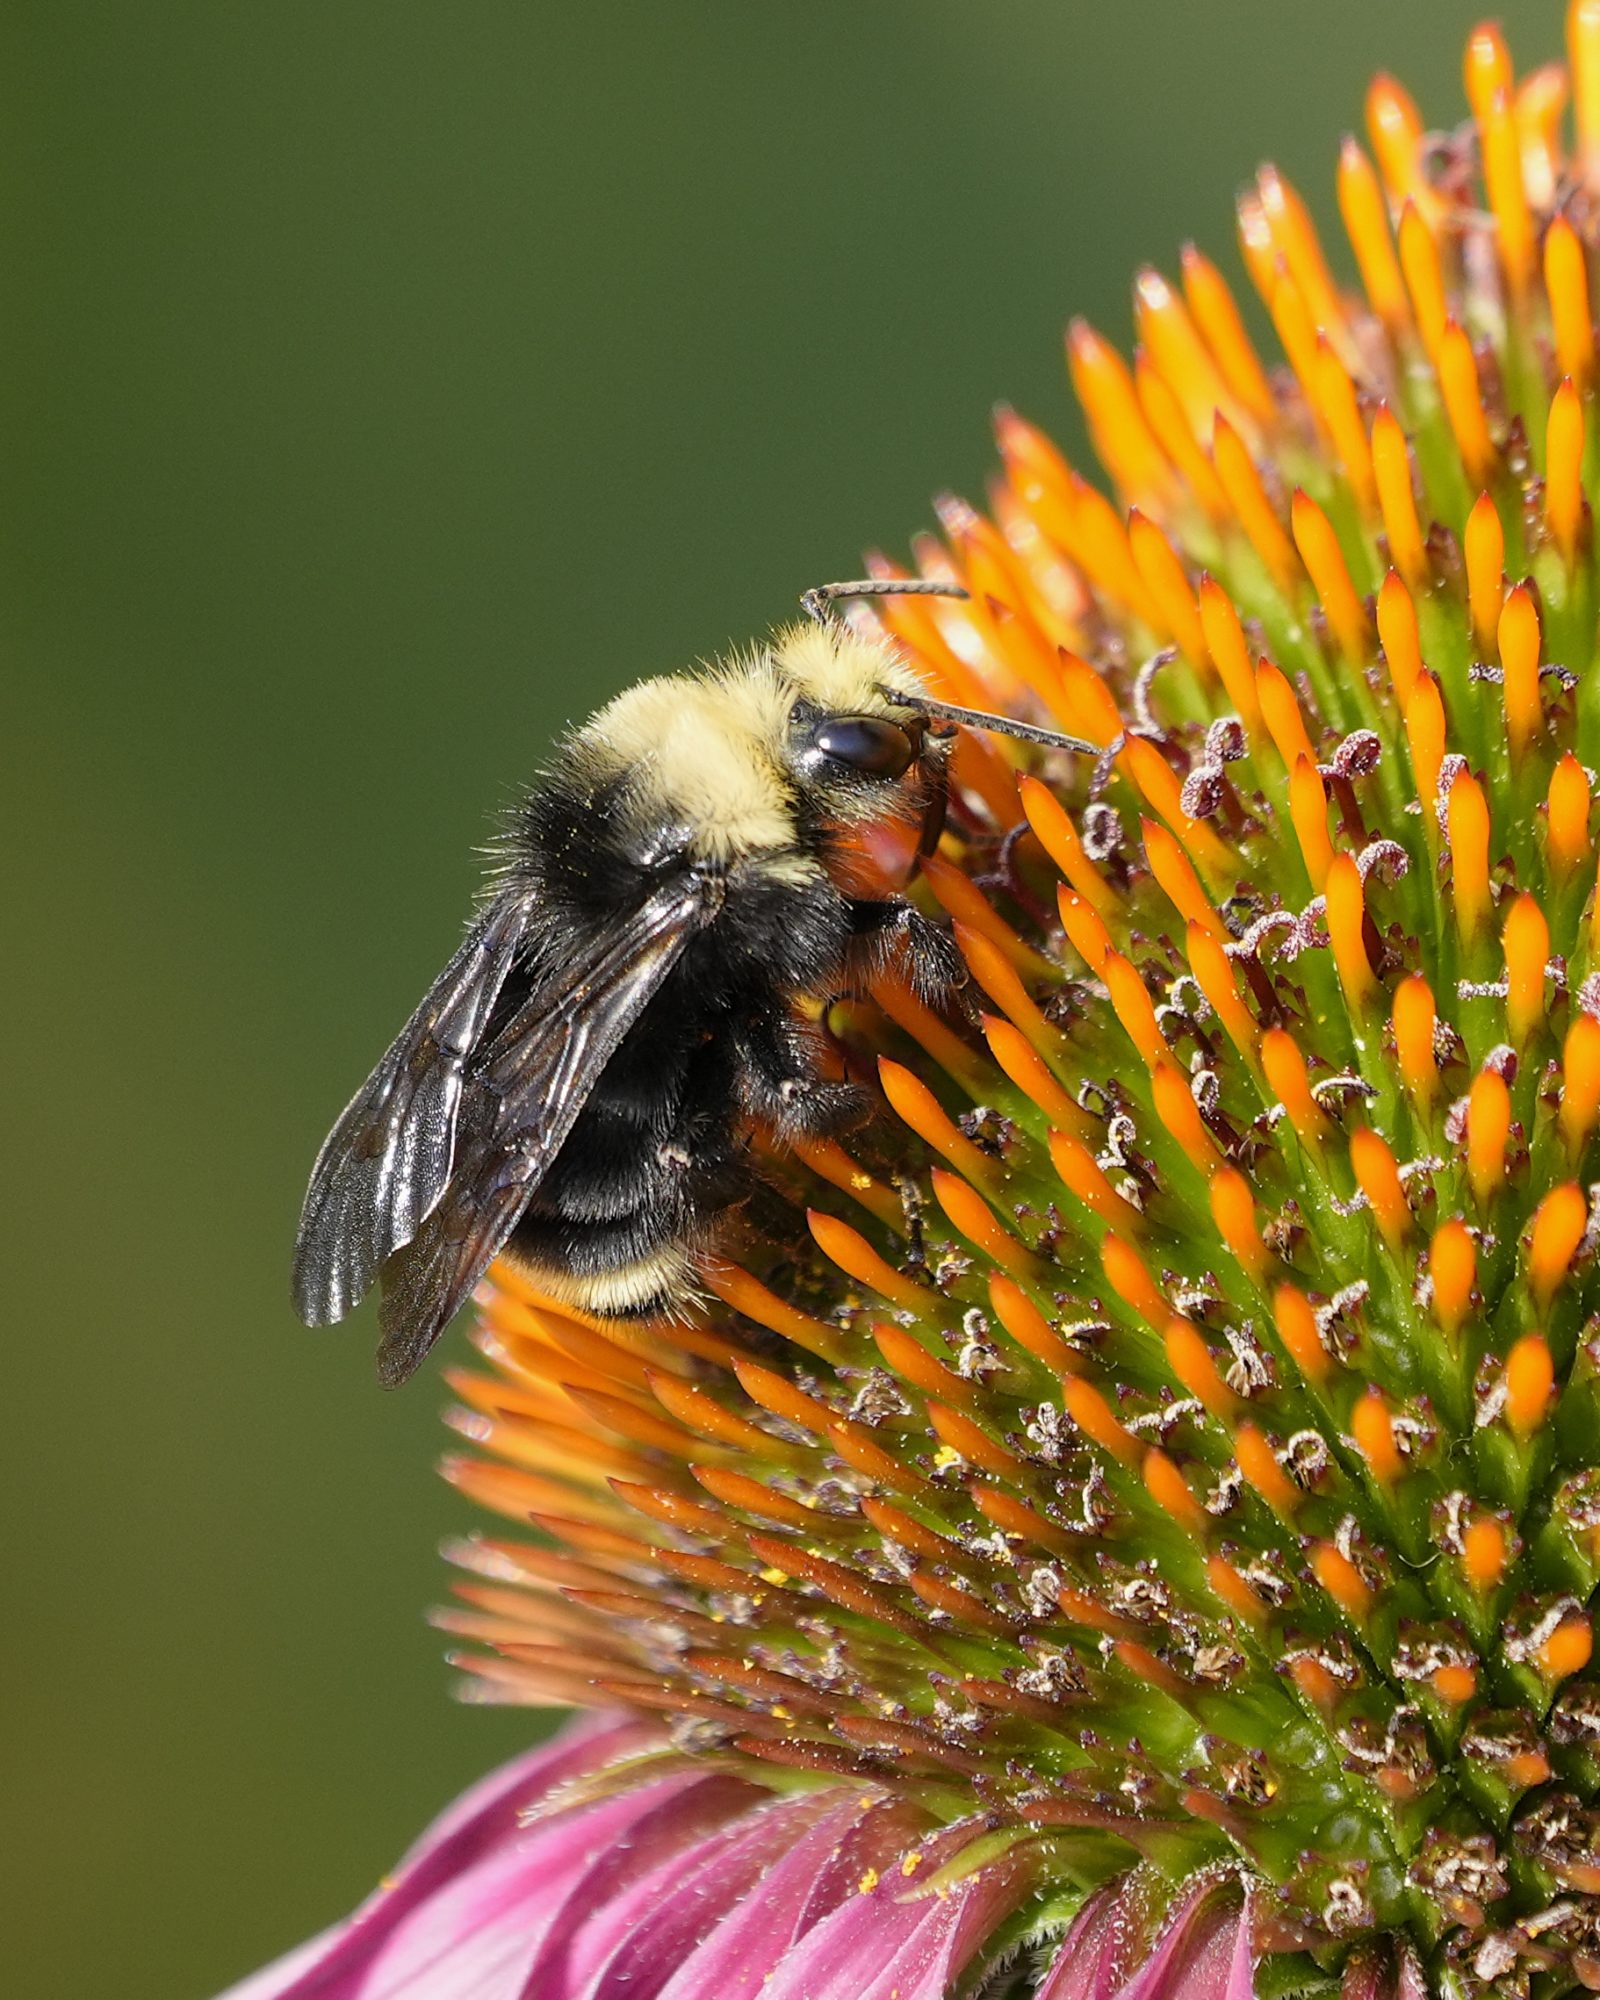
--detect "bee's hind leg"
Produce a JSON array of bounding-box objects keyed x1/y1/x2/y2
[{"x1": 734, "y1": 1011, "x2": 871, "y2": 1141}]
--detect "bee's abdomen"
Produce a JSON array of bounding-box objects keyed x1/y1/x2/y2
[{"x1": 506, "y1": 986, "x2": 746, "y2": 1313}]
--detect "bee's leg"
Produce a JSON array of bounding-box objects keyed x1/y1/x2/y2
[
  {"x1": 734, "y1": 1011, "x2": 870, "y2": 1139},
  {"x1": 843, "y1": 895, "x2": 965, "y2": 1002}
]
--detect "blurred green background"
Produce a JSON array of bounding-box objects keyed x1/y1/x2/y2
[{"x1": 1, "y1": 2, "x2": 1560, "y2": 1993}]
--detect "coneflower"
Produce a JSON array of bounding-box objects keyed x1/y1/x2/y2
[{"x1": 230, "y1": 9, "x2": 1600, "y2": 1996}]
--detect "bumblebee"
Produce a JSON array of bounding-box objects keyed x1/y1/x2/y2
[{"x1": 292, "y1": 582, "x2": 1095, "y2": 1384}]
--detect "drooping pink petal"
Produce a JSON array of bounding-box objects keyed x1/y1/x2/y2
[
  {"x1": 1117, "y1": 1881, "x2": 1254, "y2": 2000},
  {"x1": 1037, "y1": 1877, "x2": 1257, "y2": 2000},
  {"x1": 508, "y1": 1772, "x2": 764, "y2": 1999},
  {"x1": 759, "y1": 1833, "x2": 1029, "y2": 2000},
  {"x1": 755, "y1": 1873, "x2": 939, "y2": 2000},
  {"x1": 651, "y1": 1793, "x2": 924, "y2": 2000},
  {"x1": 1033, "y1": 1887, "x2": 1125, "y2": 2000},
  {"x1": 565, "y1": 1789, "x2": 843, "y2": 2000},
  {"x1": 852, "y1": 1858, "x2": 1033, "y2": 2000}
]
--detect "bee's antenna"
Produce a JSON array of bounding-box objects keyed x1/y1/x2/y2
[
  {"x1": 799, "y1": 577, "x2": 970, "y2": 625},
  {"x1": 886, "y1": 686, "x2": 1105, "y2": 756}
]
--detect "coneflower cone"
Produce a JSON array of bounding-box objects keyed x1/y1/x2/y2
[{"x1": 236, "y1": 10, "x2": 1600, "y2": 1999}]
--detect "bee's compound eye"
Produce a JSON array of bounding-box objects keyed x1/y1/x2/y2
[{"x1": 811, "y1": 714, "x2": 918, "y2": 778}]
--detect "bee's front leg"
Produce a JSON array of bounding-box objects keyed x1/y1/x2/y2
[{"x1": 843, "y1": 895, "x2": 966, "y2": 1002}]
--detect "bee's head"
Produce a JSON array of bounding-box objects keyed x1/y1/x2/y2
[{"x1": 771, "y1": 625, "x2": 952, "y2": 827}]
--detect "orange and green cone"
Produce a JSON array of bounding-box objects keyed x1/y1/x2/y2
[{"x1": 234, "y1": 10, "x2": 1600, "y2": 1997}]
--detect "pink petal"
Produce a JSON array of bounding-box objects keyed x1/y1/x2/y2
[
  {"x1": 757, "y1": 1875, "x2": 936, "y2": 2000},
  {"x1": 1118, "y1": 1882, "x2": 1254, "y2": 2000},
  {"x1": 570, "y1": 1790, "x2": 843, "y2": 2000},
  {"x1": 345, "y1": 1774, "x2": 723, "y2": 1999},
  {"x1": 1038, "y1": 1878, "x2": 1257, "y2": 2000},
  {"x1": 853, "y1": 1860, "x2": 1031, "y2": 2000},
  {"x1": 508, "y1": 1773, "x2": 767, "y2": 1999},
  {"x1": 1034, "y1": 1888, "x2": 1124, "y2": 2000},
  {"x1": 652, "y1": 1793, "x2": 918, "y2": 2000}
]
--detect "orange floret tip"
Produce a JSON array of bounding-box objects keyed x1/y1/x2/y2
[
  {"x1": 1273, "y1": 1283, "x2": 1331, "y2": 1385},
  {"x1": 1498, "y1": 586, "x2": 1542, "y2": 764},
  {"x1": 1467, "y1": 1068, "x2": 1512, "y2": 1209},
  {"x1": 1102, "y1": 1232, "x2": 1167, "y2": 1327},
  {"x1": 1212, "y1": 414, "x2": 1300, "y2": 588},
  {"x1": 1066, "y1": 318, "x2": 1174, "y2": 506},
  {"x1": 1257, "y1": 660, "x2": 1316, "y2": 770},
  {"x1": 1393, "y1": 973, "x2": 1440, "y2": 1108},
  {"x1": 1547, "y1": 218, "x2": 1596, "y2": 387},
  {"x1": 1464, "y1": 494, "x2": 1507, "y2": 656},
  {"x1": 1464, "y1": 24, "x2": 1514, "y2": 131},
  {"x1": 1143, "y1": 1448, "x2": 1207, "y2": 1536},
  {"x1": 1165, "y1": 1316, "x2": 1239, "y2": 1418},
  {"x1": 1462, "y1": 1512, "x2": 1509, "y2": 1591},
  {"x1": 1132, "y1": 265, "x2": 1230, "y2": 432},
  {"x1": 1448, "y1": 769, "x2": 1493, "y2": 943},
  {"x1": 1505, "y1": 1333, "x2": 1555, "y2": 1441},
  {"x1": 1209, "y1": 1165, "x2": 1268, "y2": 1279},
  {"x1": 1351, "y1": 1388, "x2": 1403, "y2": 1485},
  {"x1": 1351, "y1": 1128, "x2": 1408, "y2": 1248},
  {"x1": 1441, "y1": 325, "x2": 1500, "y2": 491},
  {"x1": 1050, "y1": 1129, "x2": 1140, "y2": 1231},
  {"x1": 1186, "y1": 920, "x2": 1259, "y2": 1061},
  {"x1": 1128, "y1": 511, "x2": 1209, "y2": 666},
  {"x1": 1370, "y1": 411, "x2": 1428, "y2": 588},
  {"x1": 1376, "y1": 570, "x2": 1422, "y2": 707},
  {"x1": 1062, "y1": 1374, "x2": 1140, "y2": 1465},
  {"x1": 1548, "y1": 753, "x2": 1592, "y2": 876},
  {"x1": 1528, "y1": 1182, "x2": 1589, "y2": 1307},
  {"x1": 1367, "y1": 72, "x2": 1431, "y2": 210},
  {"x1": 1256, "y1": 163, "x2": 1345, "y2": 338},
  {"x1": 1235, "y1": 1424, "x2": 1300, "y2": 1516},
  {"x1": 1337, "y1": 139, "x2": 1408, "y2": 330},
  {"x1": 1517, "y1": 64, "x2": 1569, "y2": 207},
  {"x1": 1405, "y1": 674, "x2": 1447, "y2": 833},
  {"x1": 1020, "y1": 772, "x2": 1116, "y2": 913},
  {"x1": 1431, "y1": 1219, "x2": 1477, "y2": 1336},
  {"x1": 1152, "y1": 1058, "x2": 1217, "y2": 1172},
  {"x1": 1058, "y1": 884, "x2": 1112, "y2": 974},
  {"x1": 956, "y1": 923, "x2": 1056, "y2": 1054},
  {"x1": 1325, "y1": 852, "x2": 1378, "y2": 1012},
  {"x1": 1288, "y1": 755, "x2": 1335, "y2": 892},
  {"x1": 1102, "y1": 949, "x2": 1168, "y2": 1066},
  {"x1": 1561, "y1": 1012, "x2": 1600, "y2": 1158},
  {"x1": 1196, "y1": 576, "x2": 1262, "y2": 725},
  {"x1": 1397, "y1": 200, "x2": 1449, "y2": 355},
  {"x1": 931, "y1": 1168, "x2": 1038, "y2": 1279},
  {"x1": 1291, "y1": 489, "x2": 1371, "y2": 663},
  {"x1": 1311, "y1": 338, "x2": 1376, "y2": 513},
  {"x1": 1538, "y1": 1612, "x2": 1594, "y2": 1686},
  {"x1": 1180, "y1": 242, "x2": 1276, "y2": 422},
  {"x1": 1144, "y1": 816, "x2": 1221, "y2": 935},
  {"x1": 877, "y1": 1057, "x2": 995, "y2": 1187},
  {"x1": 1480, "y1": 85, "x2": 1535, "y2": 299},
  {"x1": 807, "y1": 1209, "x2": 933, "y2": 1315},
  {"x1": 1503, "y1": 892, "x2": 1550, "y2": 1045},
  {"x1": 1261, "y1": 1026, "x2": 1328, "y2": 1149},
  {"x1": 982, "y1": 1013, "x2": 1090, "y2": 1136}
]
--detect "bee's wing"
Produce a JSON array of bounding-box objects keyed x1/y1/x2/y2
[
  {"x1": 372, "y1": 869, "x2": 726, "y2": 1387},
  {"x1": 291, "y1": 894, "x2": 535, "y2": 1328}
]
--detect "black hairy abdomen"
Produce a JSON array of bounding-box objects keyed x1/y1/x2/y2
[{"x1": 499, "y1": 773, "x2": 863, "y2": 1310}]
